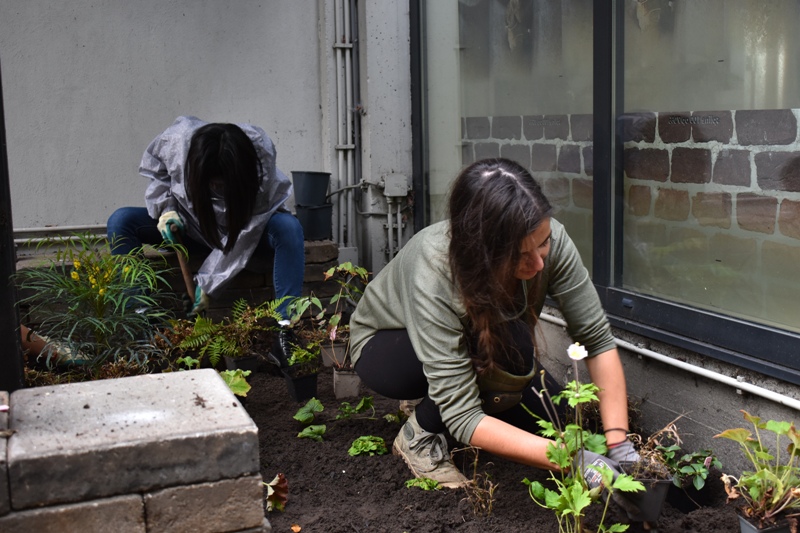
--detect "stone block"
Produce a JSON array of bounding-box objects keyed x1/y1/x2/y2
[
  {"x1": 583, "y1": 146, "x2": 593, "y2": 176},
  {"x1": 465, "y1": 117, "x2": 490, "y2": 139},
  {"x1": 500, "y1": 144, "x2": 531, "y2": 170},
  {"x1": 779, "y1": 199, "x2": 800, "y2": 240},
  {"x1": 543, "y1": 114, "x2": 569, "y2": 140},
  {"x1": 736, "y1": 193, "x2": 777, "y2": 234},
  {"x1": 626, "y1": 185, "x2": 651, "y2": 216},
  {"x1": 144, "y1": 475, "x2": 265, "y2": 533},
  {"x1": 557, "y1": 144, "x2": 581, "y2": 174},
  {"x1": 530, "y1": 144, "x2": 557, "y2": 172},
  {"x1": 8, "y1": 370, "x2": 259, "y2": 510},
  {"x1": 1, "y1": 391, "x2": 8, "y2": 517},
  {"x1": 0, "y1": 495, "x2": 144, "y2": 533},
  {"x1": 572, "y1": 179, "x2": 593, "y2": 209},
  {"x1": 522, "y1": 115, "x2": 544, "y2": 141},
  {"x1": 736, "y1": 109, "x2": 797, "y2": 145},
  {"x1": 624, "y1": 148, "x2": 669, "y2": 182},
  {"x1": 755, "y1": 151, "x2": 800, "y2": 192},
  {"x1": 692, "y1": 111, "x2": 733, "y2": 143},
  {"x1": 474, "y1": 142, "x2": 499, "y2": 160},
  {"x1": 654, "y1": 188, "x2": 690, "y2": 221},
  {"x1": 491, "y1": 116, "x2": 521, "y2": 140},
  {"x1": 658, "y1": 112, "x2": 691, "y2": 143},
  {"x1": 618, "y1": 112, "x2": 656, "y2": 143},
  {"x1": 671, "y1": 147, "x2": 712, "y2": 184},
  {"x1": 303, "y1": 240, "x2": 338, "y2": 264},
  {"x1": 691, "y1": 192, "x2": 731, "y2": 229},
  {"x1": 570, "y1": 114, "x2": 593, "y2": 142},
  {"x1": 713, "y1": 150, "x2": 751, "y2": 186}
]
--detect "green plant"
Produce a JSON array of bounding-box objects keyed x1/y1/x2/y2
[
  {"x1": 16, "y1": 234, "x2": 176, "y2": 369},
  {"x1": 348, "y1": 435, "x2": 388, "y2": 456},
  {"x1": 405, "y1": 477, "x2": 441, "y2": 491},
  {"x1": 522, "y1": 343, "x2": 644, "y2": 533},
  {"x1": 294, "y1": 398, "x2": 324, "y2": 424},
  {"x1": 319, "y1": 262, "x2": 370, "y2": 368},
  {"x1": 715, "y1": 410, "x2": 800, "y2": 529},
  {"x1": 298, "y1": 425, "x2": 326, "y2": 441},
  {"x1": 175, "y1": 297, "x2": 284, "y2": 367},
  {"x1": 336, "y1": 396, "x2": 375, "y2": 420},
  {"x1": 219, "y1": 369, "x2": 252, "y2": 397}
]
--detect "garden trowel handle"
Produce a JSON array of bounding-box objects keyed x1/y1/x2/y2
[{"x1": 170, "y1": 223, "x2": 195, "y2": 301}]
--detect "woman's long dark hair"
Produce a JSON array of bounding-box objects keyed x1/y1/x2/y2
[
  {"x1": 186, "y1": 123, "x2": 261, "y2": 253},
  {"x1": 448, "y1": 158, "x2": 553, "y2": 375}
]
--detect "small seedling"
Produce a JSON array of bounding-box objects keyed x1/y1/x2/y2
[
  {"x1": 336, "y1": 396, "x2": 375, "y2": 420},
  {"x1": 348, "y1": 435, "x2": 388, "y2": 456},
  {"x1": 176, "y1": 355, "x2": 200, "y2": 370},
  {"x1": 294, "y1": 398, "x2": 324, "y2": 424},
  {"x1": 219, "y1": 369, "x2": 252, "y2": 397},
  {"x1": 297, "y1": 424, "x2": 326, "y2": 442},
  {"x1": 405, "y1": 477, "x2": 441, "y2": 491}
]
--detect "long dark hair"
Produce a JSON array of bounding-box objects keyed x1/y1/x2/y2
[
  {"x1": 186, "y1": 123, "x2": 261, "y2": 253},
  {"x1": 448, "y1": 158, "x2": 553, "y2": 374}
]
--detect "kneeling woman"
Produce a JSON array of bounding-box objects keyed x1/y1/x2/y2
[{"x1": 349, "y1": 158, "x2": 637, "y2": 488}]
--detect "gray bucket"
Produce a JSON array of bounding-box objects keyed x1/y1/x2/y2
[
  {"x1": 295, "y1": 204, "x2": 332, "y2": 241},
  {"x1": 292, "y1": 171, "x2": 331, "y2": 206}
]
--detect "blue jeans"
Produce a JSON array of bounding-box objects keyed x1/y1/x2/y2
[{"x1": 107, "y1": 206, "x2": 305, "y2": 318}]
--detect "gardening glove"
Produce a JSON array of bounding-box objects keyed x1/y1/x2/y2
[
  {"x1": 187, "y1": 285, "x2": 210, "y2": 318},
  {"x1": 157, "y1": 210, "x2": 184, "y2": 244},
  {"x1": 577, "y1": 450, "x2": 642, "y2": 517},
  {"x1": 607, "y1": 439, "x2": 640, "y2": 465}
]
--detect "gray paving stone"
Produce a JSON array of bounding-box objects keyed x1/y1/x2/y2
[
  {"x1": 8, "y1": 369, "x2": 259, "y2": 510},
  {"x1": 0, "y1": 494, "x2": 144, "y2": 533}
]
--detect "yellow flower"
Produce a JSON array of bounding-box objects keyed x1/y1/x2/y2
[
  {"x1": 71, "y1": 271, "x2": 80, "y2": 281},
  {"x1": 73, "y1": 260, "x2": 81, "y2": 270},
  {"x1": 123, "y1": 266, "x2": 130, "y2": 274},
  {"x1": 98, "y1": 288, "x2": 106, "y2": 295}
]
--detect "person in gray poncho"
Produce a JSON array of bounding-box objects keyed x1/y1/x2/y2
[{"x1": 107, "y1": 115, "x2": 304, "y2": 336}]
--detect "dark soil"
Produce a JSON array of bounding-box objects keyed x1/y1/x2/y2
[{"x1": 245, "y1": 365, "x2": 741, "y2": 533}]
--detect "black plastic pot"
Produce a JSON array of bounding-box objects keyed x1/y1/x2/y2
[
  {"x1": 292, "y1": 171, "x2": 331, "y2": 206},
  {"x1": 283, "y1": 371, "x2": 318, "y2": 403},
  {"x1": 738, "y1": 514, "x2": 792, "y2": 533},
  {"x1": 624, "y1": 478, "x2": 671, "y2": 522},
  {"x1": 295, "y1": 204, "x2": 332, "y2": 241},
  {"x1": 224, "y1": 355, "x2": 259, "y2": 373}
]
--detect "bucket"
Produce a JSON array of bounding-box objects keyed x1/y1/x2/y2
[
  {"x1": 292, "y1": 171, "x2": 331, "y2": 206},
  {"x1": 295, "y1": 204, "x2": 333, "y2": 241}
]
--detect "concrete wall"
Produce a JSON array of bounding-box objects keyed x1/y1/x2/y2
[{"x1": 0, "y1": 0, "x2": 329, "y2": 229}]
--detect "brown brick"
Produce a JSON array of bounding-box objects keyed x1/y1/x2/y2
[
  {"x1": 736, "y1": 193, "x2": 777, "y2": 234},
  {"x1": 583, "y1": 146, "x2": 593, "y2": 176},
  {"x1": 624, "y1": 148, "x2": 669, "y2": 182},
  {"x1": 618, "y1": 112, "x2": 656, "y2": 143},
  {"x1": 523, "y1": 115, "x2": 544, "y2": 141},
  {"x1": 530, "y1": 144, "x2": 557, "y2": 172},
  {"x1": 544, "y1": 114, "x2": 569, "y2": 140},
  {"x1": 465, "y1": 117, "x2": 490, "y2": 139},
  {"x1": 474, "y1": 142, "x2": 500, "y2": 160},
  {"x1": 492, "y1": 116, "x2": 521, "y2": 140},
  {"x1": 779, "y1": 199, "x2": 800, "y2": 240},
  {"x1": 627, "y1": 185, "x2": 651, "y2": 216},
  {"x1": 658, "y1": 112, "x2": 691, "y2": 143},
  {"x1": 713, "y1": 150, "x2": 750, "y2": 186},
  {"x1": 557, "y1": 145, "x2": 581, "y2": 174},
  {"x1": 654, "y1": 188, "x2": 690, "y2": 221},
  {"x1": 304, "y1": 240, "x2": 339, "y2": 264},
  {"x1": 691, "y1": 192, "x2": 731, "y2": 228},
  {"x1": 755, "y1": 151, "x2": 800, "y2": 192},
  {"x1": 672, "y1": 147, "x2": 712, "y2": 184},
  {"x1": 692, "y1": 111, "x2": 733, "y2": 143},
  {"x1": 500, "y1": 144, "x2": 531, "y2": 170},
  {"x1": 570, "y1": 114, "x2": 593, "y2": 141},
  {"x1": 736, "y1": 109, "x2": 797, "y2": 145},
  {"x1": 572, "y1": 179, "x2": 593, "y2": 209},
  {"x1": 539, "y1": 176, "x2": 570, "y2": 209}
]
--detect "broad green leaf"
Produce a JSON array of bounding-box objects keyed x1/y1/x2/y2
[
  {"x1": 612, "y1": 474, "x2": 645, "y2": 493},
  {"x1": 294, "y1": 398, "x2": 324, "y2": 424},
  {"x1": 297, "y1": 424, "x2": 326, "y2": 441}
]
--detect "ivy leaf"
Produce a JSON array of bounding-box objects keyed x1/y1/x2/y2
[
  {"x1": 297, "y1": 424, "x2": 326, "y2": 441},
  {"x1": 294, "y1": 398, "x2": 324, "y2": 424}
]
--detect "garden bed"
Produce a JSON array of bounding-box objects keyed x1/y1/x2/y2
[{"x1": 247, "y1": 366, "x2": 740, "y2": 533}]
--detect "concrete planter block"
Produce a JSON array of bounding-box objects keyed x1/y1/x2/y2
[{"x1": 0, "y1": 495, "x2": 145, "y2": 533}]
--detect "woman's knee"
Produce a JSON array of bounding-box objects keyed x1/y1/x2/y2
[{"x1": 268, "y1": 212, "x2": 305, "y2": 245}]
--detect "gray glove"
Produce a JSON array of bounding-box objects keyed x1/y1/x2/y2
[
  {"x1": 607, "y1": 439, "x2": 640, "y2": 464},
  {"x1": 577, "y1": 449, "x2": 641, "y2": 516}
]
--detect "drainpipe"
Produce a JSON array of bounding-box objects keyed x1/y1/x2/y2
[
  {"x1": 0, "y1": 61, "x2": 24, "y2": 392},
  {"x1": 539, "y1": 312, "x2": 800, "y2": 412}
]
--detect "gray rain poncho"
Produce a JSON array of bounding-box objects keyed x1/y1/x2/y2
[{"x1": 139, "y1": 115, "x2": 292, "y2": 297}]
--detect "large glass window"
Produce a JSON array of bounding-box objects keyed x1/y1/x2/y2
[
  {"x1": 620, "y1": 0, "x2": 800, "y2": 334},
  {"x1": 424, "y1": 0, "x2": 595, "y2": 270}
]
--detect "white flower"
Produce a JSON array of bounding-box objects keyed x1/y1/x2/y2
[{"x1": 567, "y1": 342, "x2": 588, "y2": 361}]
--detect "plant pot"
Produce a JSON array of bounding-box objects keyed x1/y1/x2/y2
[
  {"x1": 623, "y1": 478, "x2": 672, "y2": 523},
  {"x1": 737, "y1": 514, "x2": 792, "y2": 533},
  {"x1": 333, "y1": 368, "x2": 361, "y2": 399},
  {"x1": 224, "y1": 355, "x2": 259, "y2": 373},
  {"x1": 292, "y1": 171, "x2": 331, "y2": 206},
  {"x1": 295, "y1": 204, "x2": 332, "y2": 241},
  {"x1": 321, "y1": 342, "x2": 348, "y2": 368},
  {"x1": 283, "y1": 371, "x2": 318, "y2": 403}
]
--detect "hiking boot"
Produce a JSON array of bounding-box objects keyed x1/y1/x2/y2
[
  {"x1": 269, "y1": 329, "x2": 295, "y2": 370},
  {"x1": 399, "y1": 398, "x2": 422, "y2": 417},
  {"x1": 393, "y1": 411, "x2": 468, "y2": 489}
]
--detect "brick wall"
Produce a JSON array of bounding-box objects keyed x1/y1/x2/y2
[{"x1": 461, "y1": 109, "x2": 800, "y2": 330}]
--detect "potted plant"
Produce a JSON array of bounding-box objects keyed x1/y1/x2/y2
[
  {"x1": 283, "y1": 339, "x2": 321, "y2": 402},
  {"x1": 715, "y1": 410, "x2": 800, "y2": 532}
]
